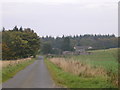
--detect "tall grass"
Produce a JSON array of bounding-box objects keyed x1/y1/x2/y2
[
  {"x1": 47, "y1": 48, "x2": 118, "y2": 87},
  {"x1": 49, "y1": 58, "x2": 107, "y2": 78},
  {"x1": 1, "y1": 58, "x2": 32, "y2": 68},
  {"x1": 45, "y1": 59, "x2": 115, "y2": 88},
  {"x1": 1, "y1": 58, "x2": 35, "y2": 83},
  {"x1": 71, "y1": 48, "x2": 118, "y2": 73}
]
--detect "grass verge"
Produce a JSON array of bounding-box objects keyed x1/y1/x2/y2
[
  {"x1": 2, "y1": 58, "x2": 36, "y2": 83},
  {"x1": 45, "y1": 59, "x2": 116, "y2": 88}
]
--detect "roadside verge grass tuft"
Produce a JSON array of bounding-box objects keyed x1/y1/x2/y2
[
  {"x1": 2, "y1": 58, "x2": 36, "y2": 83},
  {"x1": 45, "y1": 59, "x2": 115, "y2": 88}
]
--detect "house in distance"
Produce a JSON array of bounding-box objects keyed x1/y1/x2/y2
[
  {"x1": 62, "y1": 46, "x2": 93, "y2": 55},
  {"x1": 74, "y1": 46, "x2": 93, "y2": 55}
]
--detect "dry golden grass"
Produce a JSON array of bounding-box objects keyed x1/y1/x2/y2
[
  {"x1": 0, "y1": 58, "x2": 32, "y2": 68},
  {"x1": 49, "y1": 58, "x2": 107, "y2": 77}
]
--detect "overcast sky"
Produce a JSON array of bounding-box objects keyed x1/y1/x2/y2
[{"x1": 1, "y1": 0, "x2": 119, "y2": 37}]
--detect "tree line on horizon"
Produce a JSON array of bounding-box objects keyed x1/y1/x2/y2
[
  {"x1": 40, "y1": 34, "x2": 118, "y2": 54},
  {"x1": 2, "y1": 26, "x2": 40, "y2": 60},
  {"x1": 1, "y1": 26, "x2": 119, "y2": 58}
]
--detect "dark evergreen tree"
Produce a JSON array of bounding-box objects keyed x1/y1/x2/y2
[
  {"x1": 19, "y1": 26, "x2": 23, "y2": 32},
  {"x1": 13, "y1": 26, "x2": 18, "y2": 31},
  {"x1": 2, "y1": 27, "x2": 5, "y2": 32}
]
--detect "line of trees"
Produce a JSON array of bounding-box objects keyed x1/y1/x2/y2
[
  {"x1": 2, "y1": 26, "x2": 40, "y2": 60},
  {"x1": 40, "y1": 34, "x2": 118, "y2": 54},
  {"x1": 1, "y1": 26, "x2": 119, "y2": 57}
]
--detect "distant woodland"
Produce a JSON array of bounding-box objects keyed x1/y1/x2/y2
[
  {"x1": 41, "y1": 34, "x2": 118, "y2": 54},
  {"x1": 1, "y1": 26, "x2": 119, "y2": 59}
]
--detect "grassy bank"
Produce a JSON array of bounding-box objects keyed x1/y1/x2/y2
[
  {"x1": 45, "y1": 48, "x2": 118, "y2": 88},
  {"x1": 70, "y1": 48, "x2": 118, "y2": 73},
  {"x1": 2, "y1": 58, "x2": 36, "y2": 83},
  {"x1": 45, "y1": 59, "x2": 115, "y2": 88},
  {"x1": 62, "y1": 48, "x2": 118, "y2": 84}
]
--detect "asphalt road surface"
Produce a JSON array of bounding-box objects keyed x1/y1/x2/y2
[{"x1": 2, "y1": 56, "x2": 56, "y2": 88}]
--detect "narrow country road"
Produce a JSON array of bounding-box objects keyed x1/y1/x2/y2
[{"x1": 2, "y1": 56, "x2": 56, "y2": 88}]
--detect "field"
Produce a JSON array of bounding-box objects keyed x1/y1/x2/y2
[
  {"x1": 71, "y1": 48, "x2": 118, "y2": 73},
  {"x1": 45, "y1": 48, "x2": 118, "y2": 88},
  {"x1": 0, "y1": 57, "x2": 36, "y2": 83}
]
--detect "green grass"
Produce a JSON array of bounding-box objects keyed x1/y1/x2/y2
[
  {"x1": 2, "y1": 58, "x2": 36, "y2": 83},
  {"x1": 68, "y1": 48, "x2": 118, "y2": 74},
  {"x1": 45, "y1": 59, "x2": 116, "y2": 88}
]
